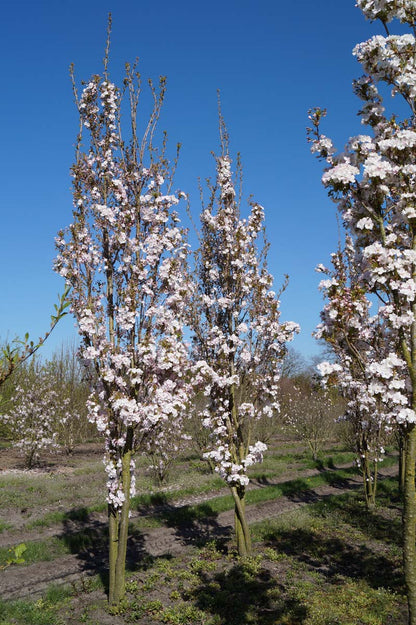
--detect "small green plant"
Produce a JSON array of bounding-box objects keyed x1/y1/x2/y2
[
  {"x1": 125, "y1": 579, "x2": 140, "y2": 593},
  {"x1": 262, "y1": 546, "x2": 286, "y2": 562},
  {"x1": 0, "y1": 542, "x2": 26, "y2": 569},
  {"x1": 160, "y1": 603, "x2": 207, "y2": 624},
  {"x1": 189, "y1": 558, "x2": 217, "y2": 574},
  {"x1": 145, "y1": 599, "x2": 164, "y2": 615},
  {"x1": 238, "y1": 554, "x2": 263, "y2": 577},
  {"x1": 170, "y1": 590, "x2": 181, "y2": 601}
]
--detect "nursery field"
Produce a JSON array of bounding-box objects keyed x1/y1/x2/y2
[{"x1": 0, "y1": 437, "x2": 407, "y2": 625}]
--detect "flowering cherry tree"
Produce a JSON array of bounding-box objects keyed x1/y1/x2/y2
[
  {"x1": 191, "y1": 121, "x2": 299, "y2": 556},
  {"x1": 54, "y1": 48, "x2": 190, "y2": 605},
  {"x1": 280, "y1": 376, "x2": 339, "y2": 462},
  {"x1": 48, "y1": 343, "x2": 91, "y2": 454},
  {"x1": 144, "y1": 407, "x2": 191, "y2": 485},
  {"x1": 308, "y1": 1, "x2": 416, "y2": 619},
  {"x1": 0, "y1": 362, "x2": 74, "y2": 468},
  {"x1": 315, "y1": 240, "x2": 396, "y2": 507}
]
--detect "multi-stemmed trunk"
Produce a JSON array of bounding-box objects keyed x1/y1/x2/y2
[
  {"x1": 108, "y1": 428, "x2": 133, "y2": 607},
  {"x1": 231, "y1": 484, "x2": 251, "y2": 556}
]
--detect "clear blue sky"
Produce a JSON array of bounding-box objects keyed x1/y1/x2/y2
[{"x1": 0, "y1": 0, "x2": 383, "y2": 360}]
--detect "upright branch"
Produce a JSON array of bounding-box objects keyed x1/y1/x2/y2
[
  {"x1": 190, "y1": 125, "x2": 299, "y2": 555},
  {"x1": 0, "y1": 286, "x2": 70, "y2": 388}
]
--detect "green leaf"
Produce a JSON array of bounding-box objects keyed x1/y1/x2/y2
[{"x1": 14, "y1": 543, "x2": 27, "y2": 558}]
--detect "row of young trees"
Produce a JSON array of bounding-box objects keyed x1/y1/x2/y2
[
  {"x1": 1, "y1": 341, "x2": 342, "y2": 474},
  {"x1": 0, "y1": 344, "x2": 93, "y2": 467},
  {"x1": 50, "y1": 28, "x2": 299, "y2": 605},
  {"x1": 52, "y1": 3, "x2": 416, "y2": 612},
  {"x1": 308, "y1": 2, "x2": 416, "y2": 622}
]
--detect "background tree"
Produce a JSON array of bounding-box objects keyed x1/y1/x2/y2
[
  {"x1": 0, "y1": 361, "x2": 68, "y2": 468},
  {"x1": 280, "y1": 374, "x2": 340, "y2": 462},
  {"x1": 190, "y1": 119, "x2": 299, "y2": 556},
  {"x1": 308, "y1": 1, "x2": 416, "y2": 619},
  {"x1": 48, "y1": 342, "x2": 93, "y2": 453},
  {"x1": 315, "y1": 241, "x2": 393, "y2": 508},
  {"x1": 54, "y1": 36, "x2": 190, "y2": 605},
  {"x1": 144, "y1": 407, "x2": 191, "y2": 485}
]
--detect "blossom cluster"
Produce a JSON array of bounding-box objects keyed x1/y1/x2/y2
[{"x1": 357, "y1": 0, "x2": 416, "y2": 25}]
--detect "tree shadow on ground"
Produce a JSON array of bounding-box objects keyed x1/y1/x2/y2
[
  {"x1": 311, "y1": 490, "x2": 403, "y2": 547},
  {"x1": 150, "y1": 501, "x2": 232, "y2": 550},
  {"x1": 251, "y1": 474, "x2": 276, "y2": 486},
  {"x1": 273, "y1": 474, "x2": 361, "y2": 506},
  {"x1": 191, "y1": 561, "x2": 307, "y2": 625},
  {"x1": 58, "y1": 507, "x2": 158, "y2": 593},
  {"x1": 263, "y1": 526, "x2": 403, "y2": 591},
  {"x1": 249, "y1": 463, "x2": 355, "y2": 492}
]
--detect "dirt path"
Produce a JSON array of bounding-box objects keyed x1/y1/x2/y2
[{"x1": 0, "y1": 466, "x2": 396, "y2": 601}]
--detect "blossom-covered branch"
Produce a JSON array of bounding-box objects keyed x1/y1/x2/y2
[{"x1": 190, "y1": 119, "x2": 298, "y2": 555}]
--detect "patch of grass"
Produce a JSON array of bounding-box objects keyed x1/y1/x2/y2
[
  {"x1": 26, "y1": 506, "x2": 92, "y2": 529},
  {"x1": 131, "y1": 475, "x2": 225, "y2": 510},
  {"x1": 311, "y1": 484, "x2": 403, "y2": 550},
  {"x1": 23, "y1": 475, "x2": 402, "y2": 625},
  {"x1": 2, "y1": 464, "x2": 398, "y2": 571},
  {"x1": 0, "y1": 585, "x2": 73, "y2": 625},
  {"x1": 0, "y1": 519, "x2": 12, "y2": 533},
  {"x1": 139, "y1": 466, "x2": 374, "y2": 533},
  {"x1": 252, "y1": 488, "x2": 404, "y2": 591},
  {"x1": 294, "y1": 579, "x2": 403, "y2": 625},
  {"x1": 0, "y1": 469, "x2": 106, "y2": 512},
  {"x1": 8, "y1": 537, "x2": 68, "y2": 564},
  {"x1": 247, "y1": 467, "x2": 359, "y2": 503},
  {"x1": 159, "y1": 603, "x2": 209, "y2": 624},
  {"x1": 122, "y1": 536, "x2": 402, "y2": 625},
  {"x1": 43, "y1": 583, "x2": 73, "y2": 604},
  {"x1": 0, "y1": 526, "x2": 106, "y2": 567},
  {"x1": 303, "y1": 450, "x2": 357, "y2": 470}
]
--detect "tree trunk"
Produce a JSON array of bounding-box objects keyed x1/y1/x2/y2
[
  {"x1": 397, "y1": 429, "x2": 406, "y2": 497},
  {"x1": 403, "y1": 425, "x2": 416, "y2": 625},
  {"x1": 113, "y1": 448, "x2": 131, "y2": 605},
  {"x1": 231, "y1": 485, "x2": 252, "y2": 556},
  {"x1": 361, "y1": 452, "x2": 377, "y2": 510},
  {"x1": 108, "y1": 505, "x2": 119, "y2": 606},
  {"x1": 108, "y1": 427, "x2": 134, "y2": 607}
]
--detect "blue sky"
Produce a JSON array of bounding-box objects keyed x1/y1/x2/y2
[{"x1": 0, "y1": 0, "x2": 384, "y2": 360}]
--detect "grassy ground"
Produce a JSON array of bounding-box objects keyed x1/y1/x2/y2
[{"x1": 0, "y1": 439, "x2": 406, "y2": 624}]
